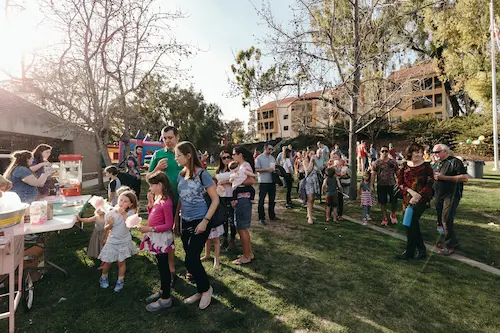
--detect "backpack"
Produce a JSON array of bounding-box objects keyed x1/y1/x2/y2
[
  {"x1": 274, "y1": 164, "x2": 287, "y2": 177},
  {"x1": 198, "y1": 170, "x2": 226, "y2": 228}
]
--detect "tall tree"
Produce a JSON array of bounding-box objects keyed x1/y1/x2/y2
[
  {"x1": 224, "y1": 119, "x2": 246, "y2": 144},
  {"x1": 7, "y1": 0, "x2": 192, "y2": 188},
  {"x1": 230, "y1": 46, "x2": 291, "y2": 142},
  {"x1": 246, "y1": 0, "x2": 413, "y2": 198},
  {"x1": 126, "y1": 79, "x2": 225, "y2": 151}
]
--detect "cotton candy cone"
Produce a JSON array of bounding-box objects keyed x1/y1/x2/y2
[{"x1": 125, "y1": 213, "x2": 142, "y2": 228}]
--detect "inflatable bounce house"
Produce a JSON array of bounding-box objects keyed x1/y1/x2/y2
[{"x1": 107, "y1": 130, "x2": 165, "y2": 167}]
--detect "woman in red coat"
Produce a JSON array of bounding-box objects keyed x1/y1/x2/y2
[{"x1": 395, "y1": 143, "x2": 434, "y2": 260}]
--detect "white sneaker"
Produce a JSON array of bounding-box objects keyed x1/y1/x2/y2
[
  {"x1": 199, "y1": 286, "x2": 213, "y2": 310},
  {"x1": 366, "y1": 215, "x2": 372, "y2": 221}
]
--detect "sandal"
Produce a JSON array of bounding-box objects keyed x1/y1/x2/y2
[
  {"x1": 237, "y1": 253, "x2": 254, "y2": 260},
  {"x1": 233, "y1": 257, "x2": 251, "y2": 265}
]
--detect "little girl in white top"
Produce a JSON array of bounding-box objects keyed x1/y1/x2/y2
[{"x1": 98, "y1": 190, "x2": 139, "y2": 292}]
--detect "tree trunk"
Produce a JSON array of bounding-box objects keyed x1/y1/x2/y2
[
  {"x1": 444, "y1": 81, "x2": 462, "y2": 117},
  {"x1": 348, "y1": 0, "x2": 361, "y2": 200},
  {"x1": 95, "y1": 132, "x2": 111, "y2": 190},
  {"x1": 96, "y1": 144, "x2": 104, "y2": 190}
]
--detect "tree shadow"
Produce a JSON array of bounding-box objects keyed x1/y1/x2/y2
[
  {"x1": 4, "y1": 224, "x2": 295, "y2": 333},
  {"x1": 239, "y1": 203, "x2": 500, "y2": 333}
]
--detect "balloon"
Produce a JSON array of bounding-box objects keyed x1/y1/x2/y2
[
  {"x1": 472, "y1": 140, "x2": 481, "y2": 145},
  {"x1": 466, "y1": 139, "x2": 472, "y2": 144},
  {"x1": 478, "y1": 135, "x2": 485, "y2": 141}
]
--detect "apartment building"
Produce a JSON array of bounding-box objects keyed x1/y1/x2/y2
[
  {"x1": 387, "y1": 62, "x2": 452, "y2": 123},
  {"x1": 255, "y1": 91, "x2": 337, "y2": 141}
]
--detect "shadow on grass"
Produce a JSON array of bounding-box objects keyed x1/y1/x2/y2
[
  {"x1": 244, "y1": 209, "x2": 500, "y2": 333},
  {"x1": 466, "y1": 181, "x2": 500, "y2": 189},
  {"x1": 2, "y1": 222, "x2": 295, "y2": 333}
]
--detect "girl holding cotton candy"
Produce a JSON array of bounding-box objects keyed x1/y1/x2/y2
[
  {"x1": 137, "y1": 171, "x2": 175, "y2": 312},
  {"x1": 76, "y1": 195, "x2": 109, "y2": 269}
]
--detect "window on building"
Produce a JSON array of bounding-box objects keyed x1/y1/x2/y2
[
  {"x1": 284, "y1": 114, "x2": 289, "y2": 120},
  {"x1": 269, "y1": 110, "x2": 274, "y2": 118},
  {"x1": 435, "y1": 112, "x2": 443, "y2": 120},
  {"x1": 435, "y1": 93, "x2": 443, "y2": 106},
  {"x1": 263, "y1": 111, "x2": 269, "y2": 119},
  {"x1": 423, "y1": 77, "x2": 433, "y2": 90},
  {"x1": 412, "y1": 80, "x2": 421, "y2": 92},
  {"x1": 434, "y1": 76, "x2": 442, "y2": 89},
  {"x1": 413, "y1": 95, "x2": 433, "y2": 109},
  {"x1": 284, "y1": 126, "x2": 289, "y2": 131},
  {"x1": 264, "y1": 122, "x2": 269, "y2": 129},
  {"x1": 258, "y1": 123, "x2": 263, "y2": 130},
  {"x1": 269, "y1": 122, "x2": 274, "y2": 129}
]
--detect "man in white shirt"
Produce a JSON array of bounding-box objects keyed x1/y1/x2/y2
[{"x1": 255, "y1": 143, "x2": 279, "y2": 225}]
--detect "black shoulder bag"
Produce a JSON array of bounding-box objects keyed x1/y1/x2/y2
[{"x1": 199, "y1": 170, "x2": 226, "y2": 228}]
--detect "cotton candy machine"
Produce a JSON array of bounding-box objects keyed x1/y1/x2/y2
[
  {"x1": 0, "y1": 192, "x2": 33, "y2": 333},
  {"x1": 59, "y1": 154, "x2": 83, "y2": 196}
]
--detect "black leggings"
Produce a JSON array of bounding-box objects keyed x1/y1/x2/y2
[
  {"x1": 181, "y1": 219, "x2": 211, "y2": 293},
  {"x1": 337, "y1": 190, "x2": 344, "y2": 216},
  {"x1": 405, "y1": 205, "x2": 426, "y2": 255},
  {"x1": 220, "y1": 197, "x2": 236, "y2": 241},
  {"x1": 284, "y1": 173, "x2": 293, "y2": 204},
  {"x1": 156, "y1": 253, "x2": 171, "y2": 298}
]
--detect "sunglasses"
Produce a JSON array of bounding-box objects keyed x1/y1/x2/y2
[
  {"x1": 431, "y1": 150, "x2": 442, "y2": 154},
  {"x1": 222, "y1": 156, "x2": 232, "y2": 160},
  {"x1": 381, "y1": 150, "x2": 388, "y2": 153}
]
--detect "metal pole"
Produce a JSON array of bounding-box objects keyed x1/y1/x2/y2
[{"x1": 491, "y1": 0, "x2": 499, "y2": 171}]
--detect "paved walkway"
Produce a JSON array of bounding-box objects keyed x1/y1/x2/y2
[
  {"x1": 82, "y1": 177, "x2": 108, "y2": 189},
  {"x1": 292, "y1": 199, "x2": 500, "y2": 277}
]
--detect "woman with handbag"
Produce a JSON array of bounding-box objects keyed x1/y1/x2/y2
[
  {"x1": 301, "y1": 150, "x2": 320, "y2": 224},
  {"x1": 231, "y1": 146, "x2": 256, "y2": 265},
  {"x1": 174, "y1": 141, "x2": 219, "y2": 309},
  {"x1": 395, "y1": 143, "x2": 434, "y2": 260}
]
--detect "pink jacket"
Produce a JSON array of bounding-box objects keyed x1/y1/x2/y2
[{"x1": 146, "y1": 198, "x2": 174, "y2": 233}]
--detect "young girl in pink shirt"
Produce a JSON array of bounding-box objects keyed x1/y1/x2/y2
[{"x1": 138, "y1": 171, "x2": 175, "y2": 312}]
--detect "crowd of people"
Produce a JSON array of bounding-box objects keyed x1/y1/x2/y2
[
  {"x1": 0, "y1": 128, "x2": 470, "y2": 312},
  {"x1": 252, "y1": 140, "x2": 468, "y2": 261}
]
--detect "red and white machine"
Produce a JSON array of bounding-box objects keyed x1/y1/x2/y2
[{"x1": 58, "y1": 154, "x2": 83, "y2": 196}]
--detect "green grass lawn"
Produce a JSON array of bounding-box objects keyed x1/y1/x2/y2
[
  {"x1": 1, "y1": 171, "x2": 500, "y2": 332},
  {"x1": 342, "y1": 164, "x2": 500, "y2": 269}
]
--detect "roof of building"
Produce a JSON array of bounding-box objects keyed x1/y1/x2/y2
[
  {"x1": 257, "y1": 90, "x2": 331, "y2": 111},
  {"x1": 0, "y1": 88, "x2": 61, "y2": 122},
  {"x1": 387, "y1": 62, "x2": 438, "y2": 82}
]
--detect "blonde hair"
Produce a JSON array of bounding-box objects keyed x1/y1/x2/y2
[
  {"x1": 119, "y1": 190, "x2": 138, "y2": 212},
  {"x1": 0, "y1": 175, "x2": 11, "y2": 188},
  {"x1": 116, "y1": 186, "x2": 132, "y2": 196}
]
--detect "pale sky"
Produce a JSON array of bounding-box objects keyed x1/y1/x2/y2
[
  {"x1": 0, "y1": 0, "x2": 295, "y2": 126},
  {"x1": 166, "y1": 0, "x2": 295, "y2": 124}
]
